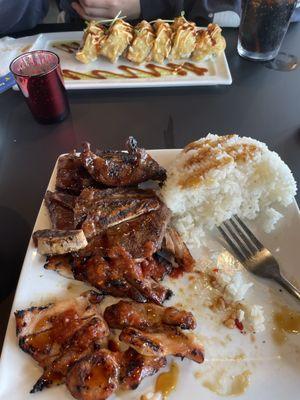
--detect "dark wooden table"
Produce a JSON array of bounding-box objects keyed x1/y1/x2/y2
[{"x1": 0, "y1": 23, "x2": 299, "y2": 352}]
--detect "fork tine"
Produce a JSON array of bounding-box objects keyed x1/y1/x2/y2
[
  {"x1": 234, "y1": 215, "x2": 263, "y2": 251},
  {"x1": 223, "y1": 220, "x2": 252, "y2": 260},
  {"x1": 229, "y1": 218, "x2": 257, "y2": 256},
  {"x1": 217, "y1": 225, "x2": 246, "y2": 263}
]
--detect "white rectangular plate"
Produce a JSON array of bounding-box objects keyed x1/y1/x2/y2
[
  {"x1": 0, "y1": 149, "x2": 299, "y2": 400},
  {"x1": 27, "y1": 31, "x2": 232, "y2": 89}
]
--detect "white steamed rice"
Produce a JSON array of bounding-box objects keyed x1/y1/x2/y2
[{"x1": 162, "y1": 134, "x2": 297, "y2": 248}]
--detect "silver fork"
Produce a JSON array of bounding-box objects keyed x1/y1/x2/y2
[{"x1": 218, "y1": 215, "x2": 300, "y2": 301}]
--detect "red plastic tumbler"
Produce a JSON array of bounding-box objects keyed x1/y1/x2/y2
[{"x1": 10, "y1": 50, "x2": 69, "y2": 124}]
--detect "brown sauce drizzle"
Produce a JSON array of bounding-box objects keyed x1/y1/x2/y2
[
  {"x1": 168, "y1": 62, "x2": 207, "y2": 76},
  {"x1": 179, "y1": 136, "x2": 261, "y2": 189},
  {"x1": 62, "y1": 70, "x2": 97, "y2": 80},
  {"x1": 52, "y1": 41, "x2": 80, "y2": 54},
  {"x1": 63, "y1": 62, "x2": 207, "y2": 81},
  {"x1": 21, "y1": 44, "x2": 32, "y2": 53},
  {"x1": 54, "y1": 40, "x2": 208, "y2": 80}
]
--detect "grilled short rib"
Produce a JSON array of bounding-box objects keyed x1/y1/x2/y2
[
  {"x1": 33, "y1": 229, "x2": 87, "y2": 255},
  {"x1": 43, "y1": 185, "x2": 174, "y2": 304},
  {"x1": 38, "y1": 139, "x2": 193, "y2": 305},
  {"x1": 44, "y1": 190, "x2": 76, "y2": 230},
  {"x1": 74, "y1": 187, "x2": 161, "y2": 238},
  {"x1": 81, "y1": 137, "x2": 166, "y2": 186},
  {"x1": 74, "y1": 193, "x2": 171, "y2": 259},
  {"x1": 56, "y1": 151, "x2": 96, "y2": 193}
]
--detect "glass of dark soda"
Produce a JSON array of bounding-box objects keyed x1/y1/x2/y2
[
  {"x1": 10, "y1": 50, "x2": 69, "y2": 124},
  {"x1": 238, "y1": 0, "x2": 298, "y2": 61}
]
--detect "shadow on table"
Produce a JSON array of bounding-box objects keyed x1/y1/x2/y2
[
  {"x1": 273, "y1": 126, "x2": 300, "y2": 203},
  {"x1": 0, "y1": 206, "x2": 31, "y2": 350},
  {"x1": 0, "y1": 290, "x2": 15, "y2": 351},
  {"x1": 0, "y1": 206, "x2": 31, "y2": 302}
]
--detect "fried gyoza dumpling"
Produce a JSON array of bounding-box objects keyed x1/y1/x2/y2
[
  {"x1": 126, "y1": 21, "x2": 155, "y2": 64},
  {"x1": 151, "y1": 20, "x2": 172, "y2": 64},
  {"x1": 100, "y1": 19, "x2": 133, "y2": 63},
  {"x1": 76, "y1": 21, "x2": 106, "y2": 64},
  {"x1": 169, "y1": 16, "x2": 197, "y2": 60},
  {"x1": 192, "y1": 23, "x2": 226, "y2": 61}
]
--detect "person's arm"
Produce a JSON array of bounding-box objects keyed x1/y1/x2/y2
[
  {"x1": 69, "y1": 0, "x2": 141, "y2": 20},
  {"x1": 0, "y1": 0, "x2": 49, "y2": 35}
]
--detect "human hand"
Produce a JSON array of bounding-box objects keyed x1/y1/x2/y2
[{"x1": 71, "y1": 0, "x2": 141, "y2": 20}]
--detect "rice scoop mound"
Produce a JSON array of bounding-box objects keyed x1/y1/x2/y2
[{"x1": 162, "y1": 134, "x2": 297, "y2": 247}]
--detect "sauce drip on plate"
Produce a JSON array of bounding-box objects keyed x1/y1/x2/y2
[
  {"x1": 155, "y1": 362, "x2": 179, "y2": 399},
  {"x1": 203, "y1": 370, "x2": 251, "y2": 396},
  {"x1": 52, "y1": 41, "x2": 80, "y2": 53},
  {"x1": 272, "y1": 306, "x2": 300, "y2": 345}
]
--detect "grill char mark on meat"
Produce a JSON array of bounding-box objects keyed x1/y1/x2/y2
[
  {"x1": 31, "y1": 317, "x2": 109, "y2": 392},
  {"x1": 104, "y1": 300, "x2": 196, "y2": 331},
  {"x1": 160, "y1": 227, "x2": 195, "y2": 275},
  {"x1": 141, "y1": 255, "x2": 172, "y2": 282},
  {"x1": 45, "y1": 191, "x2": 76, "y2": 230},
  {"x1": 74, "y1": 187, "x2": 161, "y2": 238},
  {"x1": 72, "y1": 247, "x2": 173, "y2": 305},
  {"x1": 96, "y1": 202, "x2": 171, "y2": 259},
  {"x1": 80, "y1": 138, "x2": 166, "y2": 187},
  {"x1": 15, "y1": 292, "x2": 108, "y2": 393},
  {"x1": 107, "y1": 246, "x2": 172, "y2": 305},
  {"x1": 15, "y1": 291, "x2": 103, "y2": 339},
  {"x1": 56, "y1": 151, "x2": 96, "y2": 194},
  {"x1": 47, "y1": 190, "x2": 76, "y2": 209},
  {"x1": 33, "y1": 229, "x2": 87, "y2": 255},
  {"x1": 66, "y1": 348, "x2": 166, "y2": 400},
  {"x1": 119, "y1": 326, "x2": 204, "y2": 364},
  {"x1": 119, "y1": 347, "x2": 166, "y2": 390},
  {"x1": 45, "y1": 254, "x2": 74, "y2": 279},
  {"x1": 46, "y1": 251, "x2": 173, "y2": 305},
  {"x1": 72, "y1": 255, "x2": 148, "y2": 303}
]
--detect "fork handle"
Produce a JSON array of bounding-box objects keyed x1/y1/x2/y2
[{"x1": 275, "y1": 274, "x2": 300, "y2": 301}]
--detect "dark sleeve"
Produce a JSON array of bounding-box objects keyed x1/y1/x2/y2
[
  {"x1": 0, "y1": 0, "x2": 49, "y2": 35},
  {"x1": 140, "y1": 0, "x2": 185, "y2": 21},
  {"x1": 140, "y1": 0, "x2": 240, "y2": 22}
]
